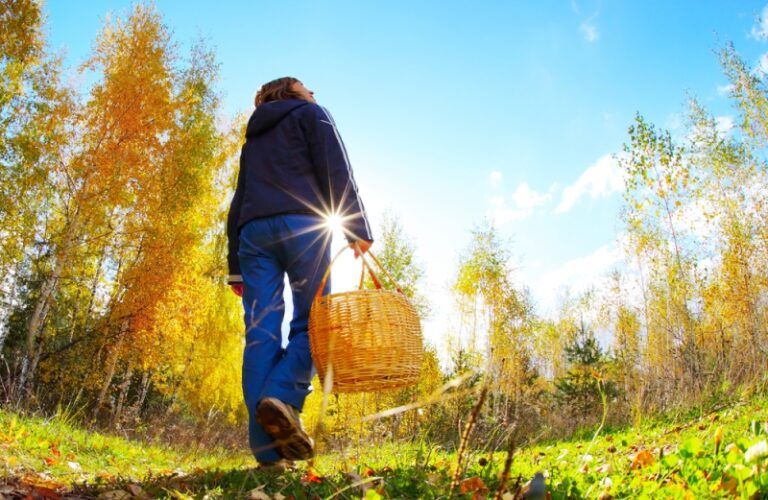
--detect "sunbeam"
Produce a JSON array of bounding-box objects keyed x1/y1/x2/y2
[{"x1": 324, "y1": 213, "x2": 345, "y2": 234}]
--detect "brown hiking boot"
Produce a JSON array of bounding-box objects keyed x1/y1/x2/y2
[
  {"x1": 252, "y1": 458, "x2": 295, "y2": 474},
  {"x1": 256, "y1": 397, "x2": 315, "y2": 461}
]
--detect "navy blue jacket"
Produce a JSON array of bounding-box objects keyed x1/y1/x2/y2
[{"x1": 226, "y1": 99, "x2": 373, "y2": 284}]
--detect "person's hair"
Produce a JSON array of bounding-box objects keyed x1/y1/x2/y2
[{"x1": 254, "y1": 77, "x2": 303, "y2": 106}]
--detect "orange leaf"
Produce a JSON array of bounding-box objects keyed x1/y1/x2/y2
[
  {"x1": 459, "y1": 476, "x2": 488, "y2": 494},
  {"x1": 31, "y1": 485, "x2": 62, "y2": 499},
  {"x1": 21, "y1": 473, "x2": 64, "y2": 489},
  {"x1": 630, "y1": 449, "x2": 654, "y2": 470},
  {"x1": 363, "y1": 467, "x2": 376, "y2": 477},
  {"x1": 301, "y1": 470, "x2": 324, "y2": 484}
]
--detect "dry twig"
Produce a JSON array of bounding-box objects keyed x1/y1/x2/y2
[
  {"x1": 449, "y1": 384, "x2": 488, "y2": 493},
  {"x1": 494, "y1": 435, "x2": 516, "y2": 499}
]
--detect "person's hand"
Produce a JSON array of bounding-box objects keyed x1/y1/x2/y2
[
  {"x1": 231, "y1": 284, "x2": 244, "y2": 297},
  {"x1": 349, "y1": 240, "x2": 372, "y2": 258}
]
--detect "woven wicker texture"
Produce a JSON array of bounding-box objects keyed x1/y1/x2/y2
[{"x1": 309, "y1": 246, "x2": 423, "y2": 393}]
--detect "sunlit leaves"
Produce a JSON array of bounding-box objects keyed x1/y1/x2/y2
[
  {"x1": 0, "y1": 2, "x2": 246, "y2": 427},
  {"x1": 617, "y1": 44, "x2": 768, "y2": 407}
]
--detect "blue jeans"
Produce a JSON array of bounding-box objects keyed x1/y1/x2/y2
[{"x1": 238, "y1": 214, "x2": 331, "y2": 463}]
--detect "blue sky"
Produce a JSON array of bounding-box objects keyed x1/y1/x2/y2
[{"x1": 45, "y1": 1, "x2": 768, "y2": 346}]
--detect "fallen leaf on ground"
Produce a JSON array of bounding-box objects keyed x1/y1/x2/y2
[
  {"x1": 716, "y1": 475, "x2": 737, "y2": 495},
  {"x1": 301, "y1": 470, "x2": 323, "y2": 484},
  {"x1": 98, "y1": 490, "x2": 131, "y2": 499},
  {"x1": 20, "y1": 473, "x2": 64, "y2": 491},
  {"x1": 31, "y1": 485, "x2": 62, "y2": 499},
  {"x1": 596, "y1": 463, "x2": 613, "y2": 474},
  {"x1": 248, "y1": 485, "x2": 271, "y2": 500},
  {"x1": 459, "y1": 476, "x2": 488, "y2": 494},
  {"x1": 126, "y1": 483, "x2": 145, "y2": 496},
  {"x1": 630, "y1": 449, "x2": 654, "y2": 470}
]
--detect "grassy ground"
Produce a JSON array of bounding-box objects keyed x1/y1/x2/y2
[{"x1": 2, "y1": 398, "x2": 768, "y2": 498}]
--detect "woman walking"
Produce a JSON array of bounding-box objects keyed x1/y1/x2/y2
[{"x1": 227, "y1": 77, "x2": 373, "y2": 470}]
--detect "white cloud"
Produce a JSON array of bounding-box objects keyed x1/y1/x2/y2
[
  {"x1": 715, "y1": 115, "x2": 735, "y2": 135},
  {"x1": 532, "y1": 238, "x2": 625, "y2": 313},
  {"x1": 717, "y1": 83, "x2": 734, "y2": 97},
  {"x1": 580, "y1": 22, "x2": 599, "y2": 42},
  {"x1": 488, "y1": 182, "x2": 553, "y2": 225},
  {"x1": 489, "y1": 170, "x2": 503, "y2": 186},
  {"x1": 751, "y1": 4, "x2": 768, "y2": 40},
  {"x1": 489, "y1": 196, "x2": 530, "y2": 224},
  {"x1": 758, "y1": 53, "x2": 768, "y2": 74},
  {"x1": 512, "y1": 182, "x2": 551, "y2": 209},
  {"x1": 555, "y1": 154, "x2": 625, "y2": 214}
]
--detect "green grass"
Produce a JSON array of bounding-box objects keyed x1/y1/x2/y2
[{"x1": 2, "y1": 398, "x2": 768, "y2": 498}]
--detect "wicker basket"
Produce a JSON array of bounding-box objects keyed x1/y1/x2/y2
[{"x1": 309, "y1": 245, "x2": 423, "y2": 393}]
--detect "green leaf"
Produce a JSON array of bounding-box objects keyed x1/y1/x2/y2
[
  {"x1": 728, "y1": 463, "x2": 753, "y2": 482},
  {"x1": 680, "y1": 437, "x2": 703, "y2": 458},
  {"x1": 364, "y1": 489, "x2": 383, "y2": 500}
]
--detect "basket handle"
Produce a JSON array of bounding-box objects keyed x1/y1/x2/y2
[
  {"x1": 360, "y1": 246, "x2": 405, "y2": 295},
  {"x1": 315, "y1": 244, "x2": 379, "y2": 300},
  {"x1": 314, "y1": 242, "x2": 405, "y2": 300}
]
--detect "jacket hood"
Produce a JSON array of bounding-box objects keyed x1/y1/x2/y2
[{"x1": 245, "y1": 99, "x2": 311, "y2": 138}]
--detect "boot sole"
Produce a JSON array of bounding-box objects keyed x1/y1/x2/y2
[
  {"x1": 253, "y1": 460, "x2": 295, "y2": 474},
  {"x1": 256, "y1": 399, "x2": 314, "y2": 460}
]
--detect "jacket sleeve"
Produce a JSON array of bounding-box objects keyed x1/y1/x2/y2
[
  {"x1": 226, "y1": 155, "x2": 246, "y2": 285},
  {"x1": 304, "y1": 104, "x2": 374, "y2": 242}
]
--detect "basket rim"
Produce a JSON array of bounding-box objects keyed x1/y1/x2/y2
[{"x1": 312, "y1": 288, "x2": 409, "y2": 302}]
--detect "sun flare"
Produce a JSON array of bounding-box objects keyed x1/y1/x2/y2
[{"x1": 325, "y1": 213, "x2": 345, "y2": 234}]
